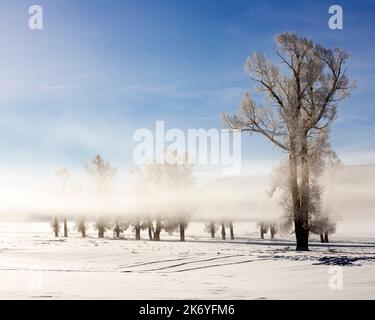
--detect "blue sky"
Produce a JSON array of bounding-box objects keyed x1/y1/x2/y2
[{"x1": 0, "y1": 0, "x2": 374, "y2": 179}]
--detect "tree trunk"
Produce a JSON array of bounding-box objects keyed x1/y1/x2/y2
[
  {"x1": 81, "y1": 227, "x2": 86, "y2": 238},
  {"x1": 221, "y1": 222, "x2": 226, "y2": 240},
  {"x1": 135, "y1": 220, "x2": 141, "y2": 240},
  {"x1": 229, "y1": 221, "x2": 234, "y2": 240},
  {"x1": 63, "y1": 219, "x2": 68, "y2": 237},
  {"x1": 98, "y1": 226, "x2": 104, "y2": 238},
  {"x1": 294, "y1": 218, "x2": 309, "y2": 251},
  {"x1": 270, "y1": 227, "x2": 275, "y2": 239},
  {"x1": 52, "y1": 217, "x2": 59, "y2": 237},
  {"x1": 179, "y1": 223, "x2": 185, "y2": 242},
  {"x1": 147, "y1": 220, "x2": 153, "y2": 240},
  {"x1": 320, "y1": 234, "x2": 324, "y2": 243},
  {"x1": 114, "y1": 223, "x2": 120, "y2": 238},
  {"x1": 153, "y1": 217, "x2": 162, "y2": 241},
  {"x1": 324, "y1": 232, "x2": 329, "y2": 243},
  {"x1": 210, "y1": 221, "x2": 215, "y2": 238},
  {"x1": 290, "y1": 139, "x2": 309, "y2": 251},
  {"x1": 297, "y1": 132, "x2": 310, "y2": 251},
  {"x1": 260, "y1": 227, "x2": 264, "y2": 239}
]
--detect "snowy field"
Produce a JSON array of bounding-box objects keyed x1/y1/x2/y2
[{"x1": 1, "y1": 222, "x2": 375, "y2": 299}]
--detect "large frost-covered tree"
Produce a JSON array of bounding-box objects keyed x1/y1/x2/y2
[
  {"x1": 127, "y1": 215, "x2": 147, "y2": 240},
  {"x1": 204, "y1": 221, "x2": 218, "y2": 239},
  {"x1": 51, "y1": 217, "x2": 60, "y2": 237},
  {"x1": 86, "y1": 155, "x2": 117, "y2": 238},
  {"x1": 223, "y1": 32, "x2": 353, "y2": 250},
  {"x1": 131, "y1": 162, "x2": 166, "y2": 241},
  {"x1": 55, "y1": 168, "x2": 70, "y2": 237},
  {"x1": 131, "y1": 151, "x2": 194, "y2": 241},
  {"x1": 112, "y1": 216, "x2": 129, "y2": 239},
  {"x1": 163, "y1": 151, "x2": 194, "y2": 242},
  {"x1": 75, "y1": 216, "x2": 88, "y2": 238}
]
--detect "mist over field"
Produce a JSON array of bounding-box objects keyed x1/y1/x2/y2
[{"x1": 0, "y1": 164, "x2": 373, "y2": 226}]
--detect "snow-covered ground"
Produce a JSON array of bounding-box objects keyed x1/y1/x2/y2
[{"x1": 0, "y1": 222, "x2": 375, "y2": 299}]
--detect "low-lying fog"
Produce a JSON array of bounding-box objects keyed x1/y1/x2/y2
[{"x1": 0, "y1": 164, "x2": 373, "y2": 225}]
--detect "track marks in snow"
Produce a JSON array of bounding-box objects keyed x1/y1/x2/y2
[
  {"x1": 118, "y1": 257, "x2": 190, "y2": 269},
  {"x1": 171, "y1": 259, "x2": 255, "y2": 272},
  {"x1": 119, "y1": 254, "x2": 251, "y2": 273}
]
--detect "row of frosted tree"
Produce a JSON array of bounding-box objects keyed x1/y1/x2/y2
[
  {"x1": 51, "y1": 215, "x2": 238, "y2": 242},
  {"x1": 51, "y1": 153, "x2": 240, "y2": 242}
]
